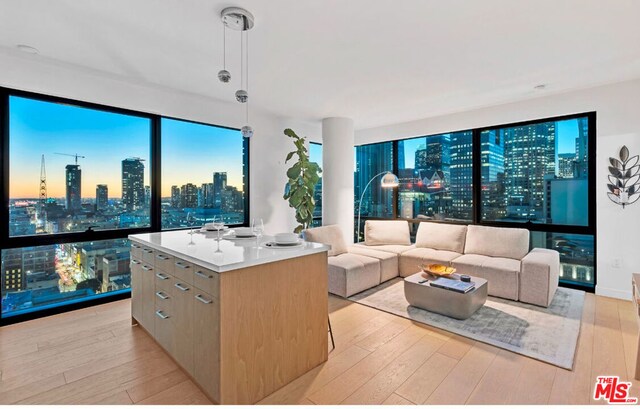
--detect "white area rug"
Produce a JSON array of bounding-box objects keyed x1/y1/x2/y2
[{"x1": 348, "y1": 278, "x2": 585, "y2": 369}]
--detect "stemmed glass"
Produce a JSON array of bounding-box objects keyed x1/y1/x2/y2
[
  {"x1": 212, "y1": 215, "x2": 225, "y2": 241},
  {"x1": 186, "y1": 212, "x2": 196, "y2": 245},
  {"x1": 251, "y1": 218, "x2": 264, "y2": 244}
]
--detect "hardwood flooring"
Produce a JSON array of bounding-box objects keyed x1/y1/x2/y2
[{"x1": 0, "y1": 293, "x2": 637, "y2": 405}]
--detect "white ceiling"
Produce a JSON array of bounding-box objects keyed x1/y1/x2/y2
[{"x1": 1, "y1": 0, "x2": 640, "y2": 129}]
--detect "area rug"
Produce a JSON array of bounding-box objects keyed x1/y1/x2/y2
[{"x1": 348, "y1": 278, "x2": 585, "y2": 369}]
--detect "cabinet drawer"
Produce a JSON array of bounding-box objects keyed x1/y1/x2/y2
[
  {"x1": 154, "y1": 309, "x2": 174, "y2": 354},
  {"x1": 155, "y1": 252, "x2": 174, "y2": 274},
  {"x1": 173, "y1": 259, "x2": 194, "y2": 284},
  {"x1": 154, "y1": 287, "x2": 174, "y2": 315},
  {"x1": 193, "y1": 267, "x2": 219, "y2": 297},
  {"x1": 130, "y1": 242, "x2": 143, "y2": 260},
  {"x1": 141, "y1": 247, "x2": 155, "y2": 264},
  {"x1": 154, "y1": 269, "x2": 174, "y2": 294},
  {"x1": 172, "y1": 279, "x2": 195, "y2": 373}
]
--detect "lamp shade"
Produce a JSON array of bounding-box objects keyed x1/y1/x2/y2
[{"x1": 380, "y1": 172, "x2": 399, "y2": 188}]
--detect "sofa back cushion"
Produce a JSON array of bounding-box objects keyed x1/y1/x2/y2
[
  {"x1": 304, "y1": 225, "x2": 348, "y2": 256},
  {"x1": 364, "y1": 220, "x2": 411, "y2": 246},
  {"x1": 415, "y1": 222, "x2": 467, "y2": 253},
  {"x1": 464, "y1": 225, "x2": 530, "y2": 260}
]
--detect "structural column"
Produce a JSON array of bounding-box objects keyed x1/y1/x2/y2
[{"x1": 322, "y1": 117, "x2": 355, "y2": 243}]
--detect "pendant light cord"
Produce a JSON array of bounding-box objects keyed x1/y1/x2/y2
[{"x1": 222, "y1": 25, "x2": 226, "y2": 69}]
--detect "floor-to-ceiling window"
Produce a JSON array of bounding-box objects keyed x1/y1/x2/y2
[
  {"x1": 354, "y1": 113, "x2": 596, "y2": 290},
  {"x1": 0, "y1": 88, "x2": 249, "y2": 324},
  {"x1": 309, "y1": 142, "x2": 323, "y2": 227}
]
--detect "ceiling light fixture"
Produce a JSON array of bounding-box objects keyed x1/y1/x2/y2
[
  {"x1": 220, "y1": 7, "x2": 255, "y2": 138},
  {"x1": 16, "y1": 44, "x2": 39, "y2": 54}
]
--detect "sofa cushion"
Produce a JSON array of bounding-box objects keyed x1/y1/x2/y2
[
  {"x1": 415, "y1": 222, "x2": 467, "y2": 253},
  {"x1": 464, "y1": 225, "x2": 530, "y2": 260},
  {"x1": 399, "y1": 248, "x2": 461, "y2": 277},
  {"x1": 328, "y1": 253, "x2": 381, "y2": 297},
  {"x1": 451, "y1": 254, "x2": 520, "y2": 300},
  {"x1": 351, "y1": 243, "x2": 415, "y2": 255},
  {"x1": 304, "y1": 225, "x2": 348, "y2": 256},
  {"x1": 348, "y1": 246, "x2": 399, "y2": 283},
  {"x1": 364, "y1": 220, "x2": 411, "y2": 246}
]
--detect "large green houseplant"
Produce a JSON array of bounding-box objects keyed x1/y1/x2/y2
[{"x1": 283, "y1": 128, "x2": 322, "y2": 233}]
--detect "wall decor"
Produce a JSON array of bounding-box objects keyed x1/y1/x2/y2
[{"x1": 607, "y1": 145, "x2": 640, "y2": 208}]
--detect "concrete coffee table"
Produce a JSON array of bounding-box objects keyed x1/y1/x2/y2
[{"x1": 404, "y1": 272, "x2": 488, "y2": 320}]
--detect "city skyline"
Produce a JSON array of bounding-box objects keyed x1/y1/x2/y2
[{"x1": 9, "y1": 97, "x2": 245, "y2": 199}]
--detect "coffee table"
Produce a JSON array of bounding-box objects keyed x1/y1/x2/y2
[{"x1": 404, "y1": 272, "x2": 488, "y2": 320}]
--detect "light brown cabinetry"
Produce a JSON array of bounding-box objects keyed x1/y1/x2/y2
[{"x1": 130, "y1": 241, "x2": 327, "y2": 404}]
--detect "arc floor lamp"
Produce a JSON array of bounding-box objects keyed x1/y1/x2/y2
[{"x1": 356, "y1": 171, "x2": 399, "y2": 242}]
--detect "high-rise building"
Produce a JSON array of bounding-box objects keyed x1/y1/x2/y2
[
  {"x1": 212, "y1": 172, "x2": 227, "y2": 208},
  {"x1": 122, "y1": 158, "x2": 145, "y2": 211},
  {"x1": 180, "y1": 183, "x2": 198, "y2": 208},
  {"x1": 65, "y1": 164, "x2": 82, "y2": 212},
  {"x1": 449, "y1": 131, "x2": 473, "y2": 220},
  {"x1": 558, "y1": 153, "x2": 576, "y2": 178},
  {"x1": 144, "y1": 185, "x2": 151, "y2": 204},
  {"x1": 96, "y1": 184, "x2": 108, "y2": 211},
  {"x1": 575, "y1": 117, "x2": 589, "y2": 178},
  {"x1": 480, "y1": 130, "x2": 506, "y2": 220},
  {"x1": 355, "y1": 143, "x2": 394, "y2": 218},
  {"x1": 170, "y1": 185, "x2": 181, "y2": 208},
  {"x1": 502, "y1": 122, "x2": 556, "y2": 221},
  {"x1": 204, "y1": 183, "x2": 215, "y2": 207},
  {"x1": 1, "y1": 248, "x2": 25, "y2": 292}
]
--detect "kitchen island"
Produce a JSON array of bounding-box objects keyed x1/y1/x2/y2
[{"x1": 128, "y1": 230, "x2": 330, "y2": 404}]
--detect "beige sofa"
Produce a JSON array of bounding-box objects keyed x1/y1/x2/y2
[{"x1": 305, "y1": 220, "x2": 560, "y2": 308}]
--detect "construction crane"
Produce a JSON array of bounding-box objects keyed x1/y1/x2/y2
[
  {"x1": 39, "y1": 154, "x2": 47, "y2": 204},
  {"x1": 54, "y1": 152, "x2": 86, "y2": 165}
]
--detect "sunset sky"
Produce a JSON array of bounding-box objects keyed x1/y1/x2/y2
[{"x1": 9, "y1": 96, "x2": 244, "y2": 199}]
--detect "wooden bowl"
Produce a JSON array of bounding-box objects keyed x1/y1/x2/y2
[{"x1": 422, "y1": 263, "x2": 456, "y2": 277}]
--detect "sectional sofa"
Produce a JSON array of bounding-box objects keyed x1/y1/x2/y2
[{"x1": 304, "y1": 220, "x2": 560, "y2": 308}]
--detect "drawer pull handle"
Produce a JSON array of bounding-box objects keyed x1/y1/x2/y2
[
  {"x1": 175, "y1": 262, "x2": 190, "y2": 269},
  {"x1": 142, "y1": 265, "x2": 153, "y2": 271},
  {"x1": 195, "y1": 294, "x2": 213, "y2": 304},
  {"x1": 155, "y1": 272, "x2": 169, "y2": 280},
  {"x1": 155, "y1": 291, "x2": 169, "y2": 300},
  {"x1": 143, "y1": 248, "x2": 154, "y2": 253},
  {"x1": 156, "y1": 254, "x2": 170, "y2": 260},
  {"x1": 131, "y1": 260, "x2": 141, "y2": 265},
  {"x1": 174, "y1": 282, "x2": 190, "y2": 292},
  {"x1": 131, "y1": 243, "x2": 140, "y2": 249},
  {"x1": 195, "y1": 270, "x2": 213, "y2": 279},
  {"x1": 155, "y1": 310, "x2": 169, "y2": 319}
]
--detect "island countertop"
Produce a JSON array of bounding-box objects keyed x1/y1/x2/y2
[{"x1": 128, "y1": 229, "x2": 330, "y2": 273}]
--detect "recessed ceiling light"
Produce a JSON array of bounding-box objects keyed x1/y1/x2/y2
[
  {"x1": 534, "y1": 84, "x2": 547, "y2": 90},
  {"x1": 16, "y1": 44, "x2": 39, "y2": 54}
]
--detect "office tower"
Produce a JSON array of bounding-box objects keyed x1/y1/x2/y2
[
  {"x1": 96, "y1": 184, "x2": 108, "y2": 211},
  {"x1": 558, "y1": 153, "x2": 576, "y2": 178},
  {"x1": 65, "y1": 164, "x2": 82, "y2": 212},
  {"x1": 204, "y1": 183, "x2": 215, "y2": 207},
  {"x1": 197, "y1": 185, "x2": 206, "y2": 207},
  {"x1": 480, "y1": 130, "x2": 506, "y2": 220},
  {"x1": 355, "y1": 143, "x2": 394, "y2": 217},
  {"x1": 502, "y1": 122, "x2": 556, "y2": 221},
  {"x1": 1, "y1": 248, "x2": 26, "y2": 292},
  {"x1": 575, "y1": 117, "x2": 589, "y2": 178},
  {"x1": 449, "y1": 131, "x2": 473, "y2": 220},
  {"x1": 170, "y1": 185, "x2": 181, "y2": 208},
  {"x1": 180, "y1": 183, "x2": 198, "y2": 208},
  {"x1": 212, "y1": 172, "x2": 227, "y2": 208},
  {"x1": 122, "y1": 158, "x2": 145, "y2": 211},
  {"x1": 144, "y1": 185, "x2": 151, "y2": 204}
]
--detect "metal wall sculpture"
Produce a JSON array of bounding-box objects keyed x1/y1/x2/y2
[{"x1": 607, "y1": 145, "x2": 640, "y2": 208}]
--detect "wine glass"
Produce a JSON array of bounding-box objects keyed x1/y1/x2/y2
[
  {"x1": 252, "y1": 218, "x2": 264, "y2": 244},
  {"x1": 186, "y1": 212, "x2": 196, "y2": 245},
  {"x1": 212, "y1": 215, "x2": 225, "y2": 241}
]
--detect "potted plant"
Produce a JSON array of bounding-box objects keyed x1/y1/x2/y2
[{"x1": 283, "y1": 128, "x2": 322, "y2": 233}]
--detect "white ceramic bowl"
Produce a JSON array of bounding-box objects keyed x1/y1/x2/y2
[
  {"x1": 234, "y1": 227, "x2": 254, "y2": 237},
  {"x1": 275, "y1": 233, "x2": 299, "y2": 244}
]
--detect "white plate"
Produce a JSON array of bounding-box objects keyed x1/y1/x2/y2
[
  {"x1": 224, "y1": 233, "x2": 257, "y2": 240},
  {"x1": 201, "y1": 226, "x2": 229, "y2": 232}
]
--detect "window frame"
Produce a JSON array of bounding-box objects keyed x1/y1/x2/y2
[
  {"x1": 0, "y1": 86, "x2": 250, "y2": 325},
  {"x1": 355, "y1": 112, "x2": 597, "y2": 292}
]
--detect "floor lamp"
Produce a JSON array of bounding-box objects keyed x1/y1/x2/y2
[{"x1": 356, "y1": 171, "x2": 399, "y2": 242}]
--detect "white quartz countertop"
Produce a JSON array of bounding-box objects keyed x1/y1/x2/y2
[{"x1": 129, "y1": 229, "x2": 330, "y2": 273}]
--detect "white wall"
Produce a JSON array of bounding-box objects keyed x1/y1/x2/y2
[
  {"x1": 357, "y1": 79, "x2": 640, "y2": 300},
  {"x1": 0, "y1": 51, "x2": 321, "y2": 234}
]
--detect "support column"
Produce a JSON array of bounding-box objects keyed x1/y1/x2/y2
[{"x1": 322, "y1": 117, "x2": 355, "y2": 243}]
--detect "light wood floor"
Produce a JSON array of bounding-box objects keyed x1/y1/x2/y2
[{"x1": 0, "y1": 293, "x2": 638, "y2": 405}]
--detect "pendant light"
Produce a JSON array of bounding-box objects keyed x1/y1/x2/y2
[
  {"x1": 217, "y1": 24, "x2": 231, "y2": 83},
  {"x1": 220, "y1": 7, "x2": 254, "y2": 138}
]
